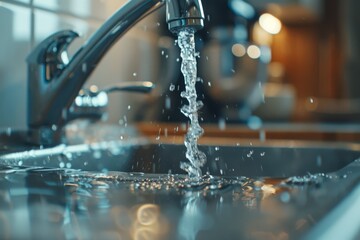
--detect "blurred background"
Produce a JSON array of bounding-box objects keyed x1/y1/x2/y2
[{"x1": 0, "y1": 0, "x2": 359, "y2": 129}]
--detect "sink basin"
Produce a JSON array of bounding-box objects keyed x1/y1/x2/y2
[
  {"x1": 1, "y1": 140, "x2": 359, "y2": 178},
  {"x1": 1, "y1": 137, "x2": 360, "y2": 240}
]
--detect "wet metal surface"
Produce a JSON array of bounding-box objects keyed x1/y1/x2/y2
[{"x1": 1, "y1": 141, "x2": 360, "y2": 239}]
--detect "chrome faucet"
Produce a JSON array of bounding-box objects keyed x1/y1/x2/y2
[{"x1": 26, "y1": 0, "x2": 204, "y2": 145}]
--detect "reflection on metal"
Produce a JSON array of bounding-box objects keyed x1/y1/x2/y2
[
  {"x1": 0, "y1": 212, "x2": 10, "y2": 239},
  {"x1": 132, "y1": 203, "x2": 167, "y2": 240},
  {"x1": 136, "y1": 204, "x2": 159, "y2": 226},
  {"x1": 178, "y1": 192, "x2": 212, "y2": 240}
]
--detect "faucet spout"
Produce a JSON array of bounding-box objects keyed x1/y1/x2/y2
[
  {"x1": 26, "y1": 0, "x2": 204, "y2": 145},
  {"x1": 166, "y1": 0, "x2": 205, "y2": 33}
]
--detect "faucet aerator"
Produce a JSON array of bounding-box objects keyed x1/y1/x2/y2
[{"x1": 166, "y1": 0, "x2": 205, "y2": 33}]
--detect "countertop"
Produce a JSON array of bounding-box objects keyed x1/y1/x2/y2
[{"x1": 136, "y1": 122, "x2": 360, "y2": 143}]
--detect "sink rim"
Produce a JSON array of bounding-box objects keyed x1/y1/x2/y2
[
  {"x1": 1, "y1": 139, "x2": 360, "y2": 176},
  {"x1": 2, "y1": 138, "x2": 360, "y2": 159}
]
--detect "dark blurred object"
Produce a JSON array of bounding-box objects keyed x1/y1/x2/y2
[
  {"x1": 198, "y1": 0, "x2": 259, "y2": 42},
  {"x1": 200, "y1": 31, "x2": 270, "y2": 121},
  {"x1": 198, "y1": 0, "x2": 270, "y2": 122}
]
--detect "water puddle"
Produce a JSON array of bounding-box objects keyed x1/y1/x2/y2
[
  {"x1": 0, "y1": 163, "x2": 356, "y2": 240},
  {"x1": 65, "y1": 171, "x2": 249, "y2": 192}
]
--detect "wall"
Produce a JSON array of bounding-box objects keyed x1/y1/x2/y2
[{"x1": 0, "y1": 0, "x2": 166, "y2": 129}]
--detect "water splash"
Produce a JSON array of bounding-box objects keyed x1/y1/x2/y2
[
  {"x1": 177, "y1": 28, "x2": 206, "y2": 179},
  {"x1": 64, "y1": 171, "x2": 247, "y2": 193}
]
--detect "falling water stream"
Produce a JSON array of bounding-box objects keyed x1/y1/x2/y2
[{"x1": 177, "y1": 28, "x2": 206, "y2": 179}]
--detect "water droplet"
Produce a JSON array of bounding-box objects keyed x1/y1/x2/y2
[
  {"x1": 260, "y1": 152, "x2": 265, "y2": 157},
  {"x1": 133, "y1": 72, "x2": 137, "y2": 77},
  {"x1": 180, "y1": 105, "x2": 191, "y2": 117},
  {"x1": 247, "y1": 150, "x2": 254, "y2": 158},
  {"x1": 59, "y1": 162, "x2": 65, "y2": 168},
  {"x1": 215, "y1": 147, "x2": 220, "y2": 151},
  {"x1": 161, "y1": 50, "x2": 165, "y2": 55},
  {"x1": 169, "y1": 84, "x2": 175, "y2": 91},
  {"x1": 180, "y1": 91, "x2": 187, "y2": 98},
  {"x1": 128, "y1": 105, "x2": 131, "y2": 110},
  {"x1": 207, "y1": 82, "x2": 212, "y2": 87}
]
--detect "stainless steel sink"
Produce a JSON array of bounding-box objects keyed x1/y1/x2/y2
[
  {"x1": 1, "y1": 137, "x2": 360, "y2": 240},
  {"x1": 1, "y1": 140, "x2": 359, "y2": 178}
]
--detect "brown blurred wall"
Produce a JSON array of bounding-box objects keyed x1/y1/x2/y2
[{"x1": 271, "y1": 0, "x2": 344, "y2": 100}]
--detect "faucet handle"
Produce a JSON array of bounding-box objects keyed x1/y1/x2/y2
[
  {"x1": 66, "y1": 81, "x2": 154, "y2": 122},
  {"x1": 27, "y1": 30, "x2": 79, "y2": 81},
  {"x1": 103, "y1": 81, "x2": 154, "y2": 94}
]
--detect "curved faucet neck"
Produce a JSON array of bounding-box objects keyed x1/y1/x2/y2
[
  {"x1": 27, "y1": 0, "x2": 164, "y2": 130},
  {"x1": 26, "y1": 0, "x2": 204, "y2": 145}
]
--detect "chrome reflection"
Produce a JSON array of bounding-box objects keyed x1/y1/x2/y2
[
  {"x1": 179, "y1": 192, "x2": 213, "y2": 240},
  {"x1": 0, "y1": 211, "x2": 10, "y2": 239},
  {"x1": 132, "y1": 203, "x2": 168, "y2": 240},
  {"x1": 136, "y1": 204, "x2": 159, "y2": 226}
]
